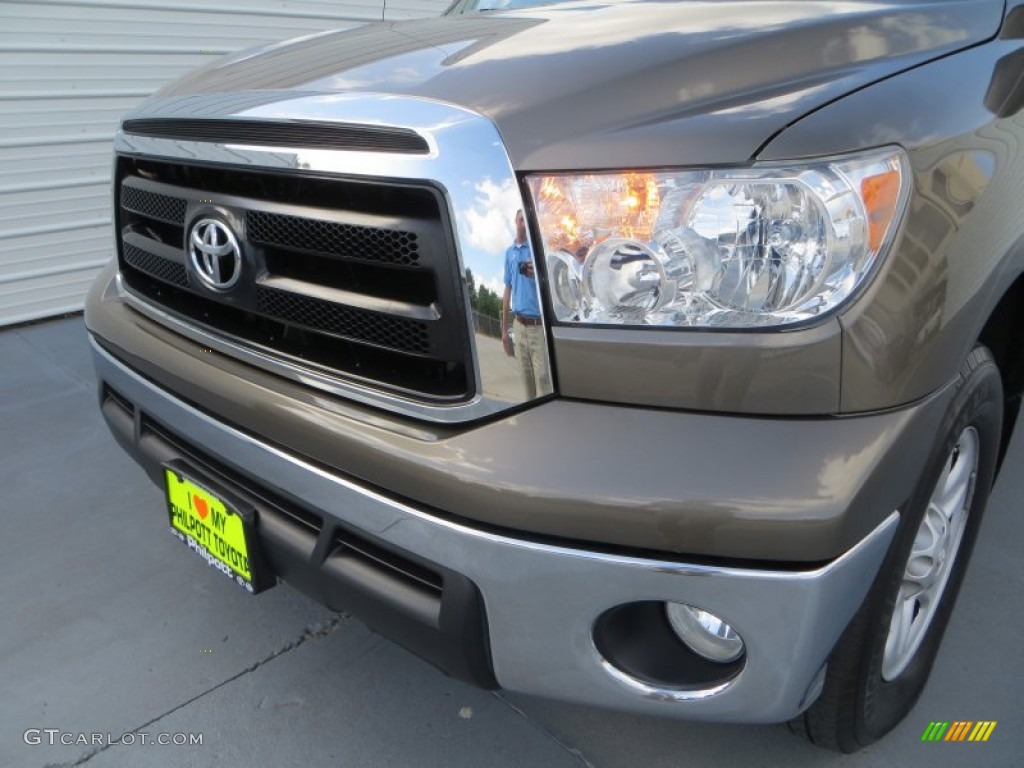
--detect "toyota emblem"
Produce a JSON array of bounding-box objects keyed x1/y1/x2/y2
[{"x1": 189, "y1": 218, "x2": 242, "y2": 290}]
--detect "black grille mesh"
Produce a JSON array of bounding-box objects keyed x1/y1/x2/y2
[
  {"x1": 115, "y1": 156, "x2": 472, "y2": 402},
  {"x1": 123, "y1": 244, "x2": 188, "y2": 287},
  {"x1": 121, "y1": 185, "x2": 187, "y2": 224},
  {"x1": 247, "y1": 210, "x2": 420, "y2": 266},
  {"x1": 256, "y1": 287, "x2": 430, "y2": 354}
]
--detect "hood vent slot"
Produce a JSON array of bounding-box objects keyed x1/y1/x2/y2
[{"x1": 122, "y1": 118, "x2": 430, "y2": 155}]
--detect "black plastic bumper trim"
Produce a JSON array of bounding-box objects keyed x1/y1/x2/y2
[{"x1": 99, "y1": 381, "x2": 497, "y2": 689}]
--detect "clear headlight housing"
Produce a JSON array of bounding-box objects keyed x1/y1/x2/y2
[{"x1": 526, "y1": 148, "x2": 909, "y2": 328}]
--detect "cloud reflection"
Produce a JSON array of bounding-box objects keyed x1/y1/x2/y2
[{"x1": 458, "y1": 177, "x2": 520, "y2": 284}]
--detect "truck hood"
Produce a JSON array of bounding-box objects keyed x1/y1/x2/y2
[{"x1": 154, "y1": 0, "x2": 1002, "y2": 170}]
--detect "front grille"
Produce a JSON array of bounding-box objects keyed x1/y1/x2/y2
[
  {"x1": 121, "y1": 185, "x2": 186, "y2": 225},
  {"x1": 116, "y1": 155, "x2": 472, "y2": 402},
  {"x1": 123, "y1": 242, "x2": 189, "y2": 287},
  {"x1": 255, "y1": 286, "x2": 430, "y2": 354},
  {"x1": 247, "y1": 210, "x2": 421, "y2": 267}
]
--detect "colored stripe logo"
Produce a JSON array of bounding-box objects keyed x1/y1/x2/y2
[{"x1": 921, "y1": 721, "x2": 996, "y2": 742}]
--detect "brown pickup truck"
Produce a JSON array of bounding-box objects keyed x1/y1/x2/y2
[{"x1": 86, "y1": 0, "x2": 1024, "y2": 752}]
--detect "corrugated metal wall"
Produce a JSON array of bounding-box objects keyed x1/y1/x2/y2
[{"x1": 0, "y1": 0, "x2": 447, "y2": 327}]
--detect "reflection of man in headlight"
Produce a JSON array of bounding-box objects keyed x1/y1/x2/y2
[{"x1": 502, "y1": 210, "x2": 551, "y2": 399}]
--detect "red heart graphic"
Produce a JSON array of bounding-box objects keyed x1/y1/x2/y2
[{"x1": 193, "y1": 495, "x2": 209, "y2": 519}]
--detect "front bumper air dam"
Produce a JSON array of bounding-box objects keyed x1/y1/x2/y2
[{"x1": 91, "y1": 337, "x2": 899, "y2": 723}]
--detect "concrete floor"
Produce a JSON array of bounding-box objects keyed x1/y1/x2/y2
[{"x1": 2, "y1": 315, "x2": 1021, "y2": 768}]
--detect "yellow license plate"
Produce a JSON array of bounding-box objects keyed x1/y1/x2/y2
[{"x1": 165, "y1": 467, "x2": 259, "y2": 593}]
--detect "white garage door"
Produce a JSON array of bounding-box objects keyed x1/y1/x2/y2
[{"x1": 0, "y1": 0, "x2": 447, "y2": 327}]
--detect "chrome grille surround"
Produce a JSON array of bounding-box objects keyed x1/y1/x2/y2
[{"x1": 113, "y1": 92, "x2": 553, "y2": 422}]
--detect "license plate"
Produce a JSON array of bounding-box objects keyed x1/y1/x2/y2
[{"x1": 164, "y1": 463, "x2": 269, "y2": 594}]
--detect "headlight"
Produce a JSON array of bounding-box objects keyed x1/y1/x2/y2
[{"x1": 526, "y1": 147, "x2": 909, "y2": 328}]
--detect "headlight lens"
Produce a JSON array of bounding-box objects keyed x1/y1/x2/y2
[{"x1": 527, "y1": 148, "x2": 909, "y2": 328}]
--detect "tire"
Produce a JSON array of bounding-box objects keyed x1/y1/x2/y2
[{"x1": 793, "y1": 345, "x2": 1003, "y2": 753}]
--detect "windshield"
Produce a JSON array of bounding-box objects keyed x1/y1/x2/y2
[{"x1": 446, "y1": 0, "x2": 578, "y2": 14}]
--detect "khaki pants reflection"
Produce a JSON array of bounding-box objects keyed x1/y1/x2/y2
[{"x1": 513, "y1": 322, "x2": 551, "y2": 400}]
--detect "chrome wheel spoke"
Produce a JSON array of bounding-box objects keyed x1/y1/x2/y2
[
  {"x1": 885, "y1": 591, "x2": 918, "y2": 664},
  {"x1": 936, "y1": 454, "x2": 971, "y2": 511},
  {"x1": 933, "y1": 454, "x2": 956, "y2": 505}
]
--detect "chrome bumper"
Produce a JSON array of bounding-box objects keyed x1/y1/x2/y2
[{"x1": 91, "y1": 336, "x2": 898, "y2": 723}]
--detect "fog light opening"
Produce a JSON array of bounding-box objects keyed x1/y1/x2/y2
[{"x1": 665, "y1": 603, "x2": 745, "y2": 664}]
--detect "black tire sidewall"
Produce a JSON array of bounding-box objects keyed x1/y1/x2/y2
[{"x1": 853, "y1": 348, "x2": 1003, "y2": 746}]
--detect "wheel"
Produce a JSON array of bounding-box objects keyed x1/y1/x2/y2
[{"x1": 793, "y1": 345, "x2": 1003, "y2": 752}]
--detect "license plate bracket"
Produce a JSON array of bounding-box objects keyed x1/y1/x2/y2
[{"x1": 163, "y1": 460, "x2": 273, "y2": 594}]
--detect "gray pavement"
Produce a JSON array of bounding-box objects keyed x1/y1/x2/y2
[{"x1": 1, "y1": 316, "x2": 1021, "y2": 767}]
